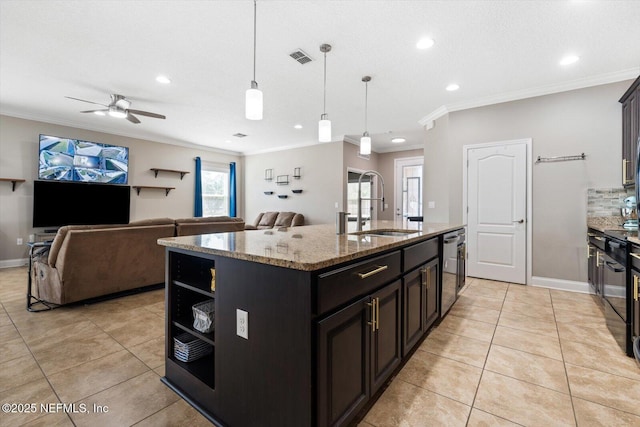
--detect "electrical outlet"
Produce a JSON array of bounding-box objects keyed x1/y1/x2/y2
[
  {"x1": 16, "y1": 238, "x2": 23, "y2": 245},
  {"x1": 334, "y1": 202, "x2": 339, "y2": 209},
  {"x1": 236, "y1": 309, "x2": 248, "y2": 339},
  {"x1": 28, "y1": 234, "x2": 35, "y2": 243}
]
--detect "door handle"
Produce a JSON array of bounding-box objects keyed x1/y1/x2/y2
[{"x1": 512, "y1": 219, "x2": 524, "y2": 224}]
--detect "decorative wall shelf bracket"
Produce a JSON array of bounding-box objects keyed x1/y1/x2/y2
[
  {"x1": 265, "y1": 169, "x2": 273, "y2": 181},
  {"x1": 0, "y1": 178, "x2": 26, "y2": 191},
  {"x1": 293, "y1": 167, "x2": 301, "y2": 179},
  {"x1": 292, "y1": 189, "x2": 303, "y2": 194},
  {"x1": 276, "y1": 175, "x2": 289, "y2": 185},
  {"x1": 150, "y1": 168, "x2": 189, "y2": 180},
  {"x1": 133, "y1": 185, "x2": 175, "y2": 196}
]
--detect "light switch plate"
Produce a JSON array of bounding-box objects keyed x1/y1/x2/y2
[
  {"x1": 428, "y1": 201, "x2": 435, "y2": 209},
  {"x1": 236, "y1": 309, "x2": 248, "y2": 339}
]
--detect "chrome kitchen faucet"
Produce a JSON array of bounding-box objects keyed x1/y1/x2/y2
[{"x1": 357, "y1": 170, "x2": 385, "y2": 231}]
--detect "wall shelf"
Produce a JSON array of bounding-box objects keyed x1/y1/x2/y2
[
  {"x1": 0, "y1": 178, "x2": 26, "y2": 191},
  {"x1": 278, "y1": 195, "x2": 288, "y2": 199},
  {"x1": 292, "y1": 189, "x2": 303, "y2": 194},
  {"x1": 264, "y1": 191, "x2": 274, "y2": 195},
  {"x1": 133, "y1": 185, "x2": 175, "y2": 196},
  {"x1": 276, "y1": 175, "x2": 289, "y2": 185},
  {"x1": 150, "y1": 168, "x2": 189, "y2": 180}
]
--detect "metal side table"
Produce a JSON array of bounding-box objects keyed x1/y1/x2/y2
[{"x1": 26, "y1": 241, "x2": 59, "y2": 312}]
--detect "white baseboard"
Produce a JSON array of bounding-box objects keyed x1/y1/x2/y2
[
  {"x1": 0, "y1": 258, "x2": 28, "y2": 269},
  {"x1": 530, "y1": 276, "x2": 590, "y2": 294}
]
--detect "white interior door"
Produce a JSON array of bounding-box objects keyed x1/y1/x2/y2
[
  {"x1": 467, "y1": 143, "x2": 527, "y2": 284},
  {"x1": 394, "y1": 157, "x2": 424, "y2": 219}
]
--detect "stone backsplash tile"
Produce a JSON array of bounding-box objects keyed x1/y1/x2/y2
[{"x1": 587, "y1": 187, "x2": 635, "y2": 217}]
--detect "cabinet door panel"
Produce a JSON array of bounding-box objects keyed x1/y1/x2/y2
[
  {"x1": 402, "y1": 268, "x2": 425, "y2": 356},
  {"x1": 317, "y1": 296, "x2": 371, "y2": 427},
  {"x1": 425, "y1": 258, "x2": 439, "y2": 329},
  {"x1": 371, "y1": 280, "x2": 402, "y2": 395}
]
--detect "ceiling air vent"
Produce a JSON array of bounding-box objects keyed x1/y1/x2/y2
[
  {"x1": 289, "y1": 49, "x2": 313, "y2": 65},
  {"x1": 233, "y1": 133, "x2": 247, "y2": 138}
]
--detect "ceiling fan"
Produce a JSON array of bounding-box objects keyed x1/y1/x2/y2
[{"x1": 65, "y1": 94, "x2": 166, "y2": 124}]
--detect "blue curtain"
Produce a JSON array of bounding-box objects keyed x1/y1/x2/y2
[
  {"x1": 194, "y1": 157, "x2": 203, "y2": 217},
  {"x1": 229, "y1": 162, "x2": 237, "y2": 217}
]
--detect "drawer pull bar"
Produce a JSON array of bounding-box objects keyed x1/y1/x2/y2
[
  {"x1": 634, "y1": 276, "x2": 639, "y2": 302},
  {"x1": 357, "y1": 265, "x2": 388, "y2": 279},
  {"x1": 630, "y1": 253, "x2": 640, "y2": 261},
  {"x1": 594, "y1": 236, "x2": 604, "y2": 241}
]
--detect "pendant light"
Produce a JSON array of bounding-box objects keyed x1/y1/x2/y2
[
  {"x1": 360, "y1": 76, "x2": 372, "y2": 155},
  {"x1": 318, "y1": 43, "x2": 332, "y2": 142},
  {"x1": 245, "y1": 0, "x2": 262, "y2": 120}
]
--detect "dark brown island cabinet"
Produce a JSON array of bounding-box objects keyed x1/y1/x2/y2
[
  {"x1": 160, "y1": 227, "x2": 462, "y2": 427},
  {"x1": 620, "y1": 75, "x2": 640, "y2": 187}
]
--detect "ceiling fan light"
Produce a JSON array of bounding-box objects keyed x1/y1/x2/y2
[
  {"x1": 246, "y1": 81, "x2": 263, "y2": 120},
  {"x1": 360, "y1": 134, "x2": 371, "y2": 155},
  {"x1": 108, "y1": 106, "x2": 127, "y2": 118},
  {"x1": 318, "y1": 114, "x2": 331, "y2": 142}
]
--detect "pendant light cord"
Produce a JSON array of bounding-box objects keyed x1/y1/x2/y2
[
  {"x1": 252, "y1": 0, "x2": 257, "y2": 82},
  {"x1": 323, "y1": 51, "x2": 327, "y2": 114},
  {"x1": 364, "y1": 81, "x2": 368, "y2": 132}
]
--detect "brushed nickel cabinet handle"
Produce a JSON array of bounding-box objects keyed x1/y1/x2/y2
[
  {"x1": 594, "y1": 236, "x2": 604, "y2": 242},
  {"x1": 630, "y1": 253, "x2": 640, "y2": 261},
  {"x1": 623, "y1": 159, "x2": 631, "y2": 185},
  {"x1": 420, "y1": 268, "x2": 427, "y2": 286},
  {"x1": 375, "y1": 298, "x2": 380, "y2": 331},
  {"x1": 634, "y1": 276, "x2": 639, "y2": 302},
  {"x1": 587, "y1": 245, "x2": 593, "y2": 259},
  {"x1": 366, "y1": 301, "x2": 376, "y2": 329},
  {"x1": 357, "y1": 265, "x2": 388, "y2": 279}
]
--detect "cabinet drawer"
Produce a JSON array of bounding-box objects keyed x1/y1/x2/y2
[
  {"x1": 317, "y1": 251, "x2": 401, "y2": 316},
  {"x1": 631, "y1": 245, "x2": 640, "y2": 270},
  {"x1": 403, "y1": 237, "x2": 438, "y2": 272}
]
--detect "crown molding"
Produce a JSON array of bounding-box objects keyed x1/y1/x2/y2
[
  {"x1": 418, "y1": 67, "x2": 640, "y2": 126},
  {"x1": 0, "y1": 110, "x2": 242, "y2": 157}
]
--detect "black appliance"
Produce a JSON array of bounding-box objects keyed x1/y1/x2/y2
[
  {"x1": 457, "y1": 230, "x2": 466, "y2": 293},
  {"x1": 602, "y1": 229, "x2": 633, "y2": 356},
  {"x1": 33, "y1": 180, "x2": 131, "y2": 228},
  {"x1": 441, "y1": 229, "x2": 465, "y2": 317}
]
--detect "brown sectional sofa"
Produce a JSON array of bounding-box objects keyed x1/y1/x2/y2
[{"x1": 32, "y1": 216, "x2": 244, "y2": 306}]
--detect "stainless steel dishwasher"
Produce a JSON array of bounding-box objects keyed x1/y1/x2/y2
[{"x1": 442, "y1": 230, "x2": 461, "y2": 316}]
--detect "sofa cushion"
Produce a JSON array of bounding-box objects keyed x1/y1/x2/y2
[
  {"x1": 129, "y1": 217, "x2": 175, "y2": 226},
  {"x1": 291, "y1": 213, "x2": 305, "y2": 227},
  {"x1": 274, "y1": 212, "x2": 295, "y2": 227},
  {"x1": 258, "y1": 212, "x2": 278, "y2": 228},
  {"x1": 175, "y1": 216, "x2": 245, "y2": 236},
  {"x1": 175, "y1": 216, "x2": 240, "y2": 224}
]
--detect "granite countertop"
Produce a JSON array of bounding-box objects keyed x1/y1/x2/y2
[
  {"x1": 587, "y1": 216, "x2": 626, "y2": 232},
  {"x1": 158, "y1": 220, "x2": 464, "y2": 271}
]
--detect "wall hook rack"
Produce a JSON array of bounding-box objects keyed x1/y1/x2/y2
[{"x1": 536, "y1": 153, "x2": 586, "y2": 164}]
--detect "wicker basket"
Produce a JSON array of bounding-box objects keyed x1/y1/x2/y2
[{"x1": 192, "y1": 299, "x2": 215, "y2": 333}]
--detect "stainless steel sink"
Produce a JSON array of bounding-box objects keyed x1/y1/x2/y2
[{"x1": 351, "y1": 229, "x2": 419, "y2": 237}]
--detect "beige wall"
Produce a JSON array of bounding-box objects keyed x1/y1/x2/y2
[
  {"x1": 244, "y1": 142, "x2": 343, "y2": 225},
  {"x1": 0, "y1": 115, "x2": 242, "y2": 264},
  {"x1": 425, "y1": 80, "x2": 632, "y2": 282}
]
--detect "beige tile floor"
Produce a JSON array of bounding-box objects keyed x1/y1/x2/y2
[{"x1": 1, "y1": 267, "x2": 639, "y2": 426}]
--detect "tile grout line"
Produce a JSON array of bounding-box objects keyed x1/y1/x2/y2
[
  {"x1": 550, "y1": 292, "x2": 579, "y2": 427},
  {"x1": 463, "y1": 282, "x2": 507, "y2": 427}
]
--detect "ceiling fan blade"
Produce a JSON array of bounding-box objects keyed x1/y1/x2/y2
[
  {"x1": 126, "y1": 113, "x2": 141, "y2": 124},
  {"x1": 65, "y1": 96, "x2": 108, "y2": 107},
  {"x1": 128, "y1": 109, "x2": 166, "y2": 119},
  {"x1": 80, "y1": 109, "x2": 108, "y2": 114}
]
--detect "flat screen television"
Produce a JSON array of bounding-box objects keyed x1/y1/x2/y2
[
  {"x1": 38, "y1": 134, "x2": 129, "y2": 184},
  {"x1": 33, "y1": 180, "x2": 131, "y2": 228}
]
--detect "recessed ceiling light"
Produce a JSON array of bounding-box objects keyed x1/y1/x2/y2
[
  {"x1": 559, "y1": 55, "x2": 580, "y2": 66},
  {"x1": 156, "y1": 75, "x2": 171, "y2": 84},
  {"x1": 416, "y1": 38, "x2": 434, "y2": 50},
  {"x1": 391, "y1": 137, "x2": 406, "y2": 143},
  {"x1": 94, "y1": 111, "x2": 106, "y2": 116},
  {"x1": 446, "y1": 83, "x2": 460, "y2": 91},
  {"x1": 294, "y1": 124, "x2": 303, "y2": 129}
]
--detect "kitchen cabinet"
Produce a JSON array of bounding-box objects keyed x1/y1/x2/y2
[
  {"x1": 629, "y1": 245, "x2": 640, "y2": 354},
  {"x1": 587, "y1": 229, "x2": 605, "y2": 305},
  {"x1": 402, "y1": 257, "x2": 439, "y2": 356},
  {"x1": 317, "y1": 280, "x2": 401, "y2": 427},
  {"x1": 620, "y1": 75, "x2": 640, "y2": 187}
]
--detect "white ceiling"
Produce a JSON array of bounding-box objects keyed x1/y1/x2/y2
[{"x1": 1, "y1": 1, "x2": 639, "y2": 155}]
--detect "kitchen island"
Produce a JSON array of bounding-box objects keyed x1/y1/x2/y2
[{"x1": 158, "y1": 220, "x2": 464, "y2": 427}]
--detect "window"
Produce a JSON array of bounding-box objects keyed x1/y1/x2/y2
[
  {"x1": 201, "y1": 164, "x2": 230, "y2": 217},
  {"x1": 347, "y1": 171, "x2": 372, "y2": 222}
]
